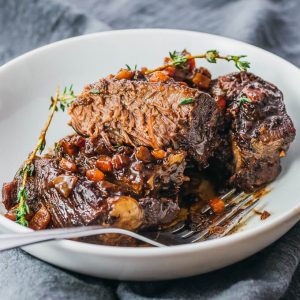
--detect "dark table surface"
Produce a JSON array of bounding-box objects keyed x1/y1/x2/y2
[{"x1": 0, "y1": 0, "x2": 300, "y2": 299}]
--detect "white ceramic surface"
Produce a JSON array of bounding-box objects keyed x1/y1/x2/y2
[{"x1": 0, "y1": 29, "x2": 299, "y2": 281}]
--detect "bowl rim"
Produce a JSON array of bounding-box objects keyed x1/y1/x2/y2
[{"x1": 1, "y1": 28, "x2": 299, "y2": 256}]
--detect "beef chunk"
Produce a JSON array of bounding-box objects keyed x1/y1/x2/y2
[
  {"x1": 59, "y1": 135, "x2": 187, "y2": 197},
  {"x1": 210, "y1": 72, "x2": 296, "y2": 191},
  {"x1": 69, "y1": 78, "x2": 221, "y2": 167},
  {"x1": 210, "y1": 72, "x2": 259, "y2": 101},
  {"x1": 139, "y1": 197, "x2": 180, "y2": 229},
  {"x1": 2, "y1": 181, "x2": 17, "y2": 210},
  {"x1": 2, "y1": 135, "x2": 186, "y2": 230}
]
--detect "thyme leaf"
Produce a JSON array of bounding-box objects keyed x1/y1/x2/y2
[
  {"x1": 145, "y1": 50, "x2": 251, "y2": 74},
  {"x1": 15, "y1": 205, "x2": 29, "y2": 226},
  {"x1": 125, "y1": 64, "x2": 137, "y2": 71},
  {"x1": 238, "y1": 97, "x2": 252, "y2": 107},
  {"x1": 179, "y1": 98, "x2": 194, "y2": 105},
  {"x1": 169, "y1": 51, "x2": 188, "y2": 66},
  {"x1": 54, "y1": 142, "x2": 62, "y2": 156},
  {"x1": 17, "y1": 186, "x2": 28, "y2": 202},
  {"x1": 235, "y1": 60, "x2": 251, "y2": 71},
  {"x1": 226, "y1": 55, "x2": 250, "y2": 71},
  {"x1": 15, "y1": 187, "x2": 29, "y2": 226},
  {"x1": 19, "y1": 163, "x2": 35, "y2": 177},
  {"x1": 38, "y1": 139, "x2": 46, "y2": 154},
  {"x1": 90, "y1": 88, "x2": 101, "y2": 94},
  {"x1": 205, "y1": 50, "x2": 219, "y2": 63},
  {"x1": 49, "y1": 84, "x2": 77, "y2": 112}
]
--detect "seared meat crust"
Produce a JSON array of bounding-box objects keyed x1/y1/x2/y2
[
  {"x1": 2, "y1": 135, "x2": 185, "y2": 230},
  {"x1": 69, "y1": 78, "x2": 221, "y2": 167},
  {"x1": 210, "y1": 72, "x2": 296, "y2": 191}
]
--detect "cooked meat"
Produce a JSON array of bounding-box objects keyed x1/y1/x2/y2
[
  {"x1": 139, "y1": 197, "x2": 180, "y2": 229},
  {"x1": 2, "y1": 135, "x2": 184, "y2": 230},
  {"x1": 1, "y1": 49, "x2": 297, "y2": 248},
  {"x1": 2, "y1": 181, "x2": 17, "y2": 210},
  {"x1": 69, "y1": 78, "x2": 221, "y2": 167},
  {"x1": 161, "y1": 50, "x2": 212, "y2": 90},
  {"x1": 210, "y1": 72, "x2": 296, "y2": 191},
  {"x1": 61, "y1": 135, "x2": 187, "y2": 197}
]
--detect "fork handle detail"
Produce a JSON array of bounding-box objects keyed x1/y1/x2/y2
[{"x1": 0, "y1": 226, "x2": 166, "y2": 251}]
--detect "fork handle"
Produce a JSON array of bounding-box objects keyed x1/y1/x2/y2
[{"x1": 0, "y1": 226, "x2": 166, "y2": 251}]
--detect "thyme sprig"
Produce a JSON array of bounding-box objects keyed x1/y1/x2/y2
[
  {"x1": 15, "y1": 88, "x2": 61, "y2": 226},
  {"x1": 145, "y1": 50, "x2": 250, "y2": 74},
  {"x1": 169, "y1": 51, "x2": 188, "y2": 66},
  {"x1": 19, "y1": 163, "x2": 35, "y2": 177},
  {"x1": 50, "y1": 84, "x2": 76, "y2": 112}
]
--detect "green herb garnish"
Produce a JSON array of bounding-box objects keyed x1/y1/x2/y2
[
  {"x1": 15, "y1": 187, "x2": 30, "y2": 226},
  {"x1": 226, "y1": 55, "x2": 251, "y2": 71},
  {"x1": 49, "y1": 84, "x2": 77, "y2": 112},
  {"x1": 125, "y1": 64, "x2": 137, "y2": 71},
  {"x1": 169, "y1": 51, "x2": 188, "y2": 66},
  {"x1": 238, "y1": 97, "x2": 252, "y2": 107},
  {"x1": 204, "y1": 50, "x2": 251, "y2": 71},
  {"x1": 205, "y1": 50, "x2": 219, "y2": 63},
  {"x1": 38, "y1": 140, "x2": 46, "y2": 154},
  {"x1": 19, "y1": 163, "x2": 35, "y2": 177},
  {"x1": 15, "y1": 87, "x2": 63, "y2": 226},
  {"x1": 179, "y1": 98, "x2": 194, "y2": 105},
  {"x1": 90, "y1": 88, "x2": 101, "y2": 94},
  {"x1": 145, "y1": 50, "x2": 250, "y2": 74},
  {"x1": 54, "y1": 142, "x2": 62, "y2": 156}
]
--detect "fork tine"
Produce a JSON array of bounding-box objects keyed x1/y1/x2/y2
[
  {"x1": 166, "y1": 221, "x2": 186, "y2": 233},
  {"x1": 178, "y1": 229, "x2": 194, "y2": 237},
  {"x1": 189, "y1": 193, "x2": 254, "y2": 243},
  {"x1": 212, "y1": 199, "x2": 260, "y2": 238},
  {"x1": 181, "y1": 191, "x2": 245, "y2": 239},
  {"x1": 200, "y1": 188, "x2": 236, "y2": 213},
  {"x1": 220, "y1": 188, "x2": 237, "y2": 200}
]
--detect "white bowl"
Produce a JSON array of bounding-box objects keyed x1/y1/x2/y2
[{"x1": 0, "y1": 29, "x2": 299, "y2": 281}]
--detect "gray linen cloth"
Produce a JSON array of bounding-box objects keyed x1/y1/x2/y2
[{"x1": 0, "y1": 0, "x2": 299, "y2": 299}]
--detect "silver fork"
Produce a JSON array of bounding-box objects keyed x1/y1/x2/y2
[
  {"x1": 0, "y1": 190, "x2": 260, "y2": 250},
  {"x1": 0, "y1": 226, "x2": 166, "y2": 251},
  {"x1": 142, "y1": 190, "x2": 260, "y2": 245}
]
